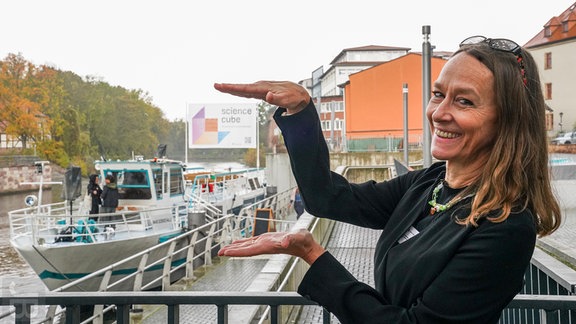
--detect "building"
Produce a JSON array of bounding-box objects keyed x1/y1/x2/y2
[
  {"x1": 524, "y1": 2, "x2": 576, "y2": 136},
  {"x1": 307, "y1": 45, "x2": 411, "y2": 151},
  {"x1": 343, "y1": 53, "x2": 447, "y2": 152},
  {"x1": 319, "y1": 45, "x2": 411, "y2": 97}
]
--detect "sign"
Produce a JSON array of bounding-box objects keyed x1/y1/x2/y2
[
  {"x1": 187, "y1": 103, "x2": 257, "y2": 148},
  {"x1": 253, "y1": 208, "x2": 275, "y2": 236}
]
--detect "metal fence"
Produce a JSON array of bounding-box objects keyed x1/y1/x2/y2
[{"x1": 500, "y1": 248, "x2": 576, "y2": 323}]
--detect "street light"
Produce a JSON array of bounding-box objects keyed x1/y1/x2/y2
[{"x1": 559, "y1": 112, "x2": 564, "y2": 133}]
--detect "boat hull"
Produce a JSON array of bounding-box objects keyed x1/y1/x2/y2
[{"x1": 11, "y1": 230, "x2": 188, "y2": 291}]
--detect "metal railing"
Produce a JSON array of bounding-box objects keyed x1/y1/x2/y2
[
  {"x1": 1, "y1": 187, "x2": 295, "y2": 324},
  {"x1": 2, "y1": 291, "x2": 576, "y2": 324},
  {"x1": 500, "y1": 248, "x2": 576, "y2": 323}
]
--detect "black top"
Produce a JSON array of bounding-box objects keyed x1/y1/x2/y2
[{"x1": 274, "y1": 102, "x2": 536, "y2": 324}]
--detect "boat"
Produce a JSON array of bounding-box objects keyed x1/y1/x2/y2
[{"x1": 8, "y1": 157, "x2": 266, "y2": 292}]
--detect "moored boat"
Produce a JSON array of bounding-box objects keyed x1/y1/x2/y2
[{"x1": 8, "y1": 157, "x2": 266, "y2": 291}]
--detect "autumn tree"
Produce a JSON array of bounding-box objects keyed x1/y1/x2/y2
[{"x1": 0, "y1": 53, "x2": 48, "y2": 149}]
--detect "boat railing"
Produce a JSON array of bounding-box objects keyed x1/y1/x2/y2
[
  {"x1": 185, "y1": 191, "x2": 226, "y2": 222},
  {"x1": 187, "y1": 168, "x2": 265, "y2": 205},
  {"x1": 8, "y1": 203, "x2": 189, "y2": 245}
]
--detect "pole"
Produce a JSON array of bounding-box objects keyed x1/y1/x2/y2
[
  {"x1": 422, "y1": 25, "x2": 433, "y2": 167},
  {"x1": 185, "y1": 103, "x2": 189, "y2": 164},
  {"x1": 403, "y1": 83, "x2": 409, "y2": 166},
  {"x1": 330, "y1": 102, "x2": 335, "y2": 151},
  {"x1": 256, "y1": 111, "x2": 260, "y2": 170}
]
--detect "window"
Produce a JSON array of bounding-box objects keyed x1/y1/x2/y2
[
  {"x1": 544, "y1": 26, "x2": 551, "y2": 37},
  {"x1": 545, "y1": 83, "x2": 553, "y2": 100},
  {"x1": 563, "y1": 21, "x2": 569, "y2": 33},
  {"x1": 169, "y1": 168, "x2": 184, "y2": 195},
  {"x1": 153, "y1": 169, "x2": 163, "y2": 199},
  {"x1": 108, "y1": 170, "x2": 152, "y2": 200},
  {"x1": 334, "y1": 119, "x2": 342, "y2": 130},
  {"x1": 544, "y1": 52, "x2": 552, "y2": 70}
]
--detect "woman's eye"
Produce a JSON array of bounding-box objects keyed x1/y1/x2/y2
[
  {"x1": 457, "y1": 98, "x2": 474, "y2": 107},
  {"x1": 431, "y1": 91, "x2": 444, "y2": 99}
]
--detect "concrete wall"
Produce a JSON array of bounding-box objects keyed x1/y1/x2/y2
[{"x1": 265, "y1": 151, "x2": 424, "y2": 189}]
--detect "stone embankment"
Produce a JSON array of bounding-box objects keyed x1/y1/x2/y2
[{"x1": 0, "y1": 156, "x2": 64, "y2": 195}]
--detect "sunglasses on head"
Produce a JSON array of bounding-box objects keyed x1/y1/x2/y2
[{"x1": 459, "y1": 35, "x2": 527, "y2": 85}]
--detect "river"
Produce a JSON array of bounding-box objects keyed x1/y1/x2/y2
[
  {"x1": 0, "y1": 189, "x2": 58, "y2": 322},
  {"x1": 1, "y1": 188, "x2": 63, "y2": 291}
]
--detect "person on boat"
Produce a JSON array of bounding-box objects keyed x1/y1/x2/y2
[
  {"x1": 100, "y1": 174, "x2": 119, "y2": 219},
  {"x1": 87, "y1": 174, "x2": 102, "y2": 218},
  {"x1": 215, "y1": 36, "x2": 562, "y2": 323},
  {"x1": 290, "y1": 187, "x2": 305, "y2": 219}
]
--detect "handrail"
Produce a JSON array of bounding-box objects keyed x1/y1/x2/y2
[{"x1": 2, "y1": 291, "x2": 576, "y2": 324}]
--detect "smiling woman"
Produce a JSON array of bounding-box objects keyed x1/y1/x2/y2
[{"x1": 214, "y1": 33, "x2": 561, "y2": 324}]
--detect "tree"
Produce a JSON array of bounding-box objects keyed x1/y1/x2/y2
[{"x1": 0, "y1": 53, "x2": 46, "y2": 149}]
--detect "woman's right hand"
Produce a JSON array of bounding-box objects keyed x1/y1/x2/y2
[{"x1": 214, "y1": 81, "x2": 311, "y2": 115}]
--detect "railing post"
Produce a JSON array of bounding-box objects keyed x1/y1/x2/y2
[
  {"x1": 168, "y1": 304, "x2": 180, "y2": 324},
  {"x1": 270, "y1": 305, "x2": 279, "y2": 324},
  {"x1": 185, "y1": 231, "x2": 199, "y2": 278},
  {"x1": 14, "y1": 302, "x2": 31, "y2": 324},
  {"x1": 116, "y1": 304, "x2": 130, "y2": 324},
  {"x1": 65, "y1": 305, "x2": 80, "y2": 324},
  {"x1": 205, "y1": 224, "x2": 216, "y2": 266},
  {"x1": 542, "y1": 308, "x2": 559, "y2": 323},
  {"x1": 133, "y1": 253, "x2": 150, "y2": 291},
  {"x1": 322, "y1": 307, "x2": 331, "y2": 324},
  {"x1": 217, "y1": 304, "x2": 228, "y2": 324},
  {"x1": 162, "y1": 241, "x2": 178, "y2": 289}
]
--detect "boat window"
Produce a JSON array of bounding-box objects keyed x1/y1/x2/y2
[
  {"x1": 152, "y1": 168, "x2": 163, "y2": 199},
  {"x1": 114, "y1": 170, "x2": 152, "y2": 200},
  {"x1": 170, "y1": 168, "x2": 184, "y2": 196}
]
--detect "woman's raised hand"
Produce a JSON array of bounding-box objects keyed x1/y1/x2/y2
[
  {"x1": 218, "y1": 228, "x2": 325, "y2": 265},
  {"x1": 214, "y1": 81, "x2": 311, "y2": 115}
]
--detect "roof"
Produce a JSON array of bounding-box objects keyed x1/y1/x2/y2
[
  {"x1": 524, "y1": 2, "x2": 576, "y2": 48},
  {"x1": 329, "y1": 45, "x2": 411, "y2": 65}
]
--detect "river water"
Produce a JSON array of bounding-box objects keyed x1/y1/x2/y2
[{"x1": 0, "y1": 189, "x2": 59, "y2": 322}]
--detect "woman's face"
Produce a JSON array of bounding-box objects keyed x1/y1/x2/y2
[{"x1": 426, "y1": 52, "x2": 498, "y2": 168}]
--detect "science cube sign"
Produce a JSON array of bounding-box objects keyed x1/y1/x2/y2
[{"x1": 187, "y1": 103, "x2": 257, "y2": 149}]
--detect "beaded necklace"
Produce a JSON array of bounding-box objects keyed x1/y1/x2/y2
[{"x1": 428, "y1": 180, "x2": 475, "y2": 215}]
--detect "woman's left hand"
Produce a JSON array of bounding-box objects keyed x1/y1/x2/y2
[{"x1": 218, "y1": 229, "x2": 325, "y2": 265}]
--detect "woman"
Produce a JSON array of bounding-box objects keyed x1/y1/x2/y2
[
  {"x1": 87, "y1": 174, "x2": 102, "y2": 216},
  {"x1": 215, "y1": 36, "x2": 561, "y2": 323}
]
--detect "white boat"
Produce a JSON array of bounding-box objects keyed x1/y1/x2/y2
[{"x1": 8, "y1": 158, "x2": 266, "y2": 292}]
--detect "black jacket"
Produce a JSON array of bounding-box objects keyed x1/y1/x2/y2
[
  {"x1": 87, "y1": 174, "x2": 102, "y2": 214},
  {"x1": 101, "y1": 183, "x2": 119, "y2": 208},
  {"x1": 274, "y1": 102, "x2": 536, "y2": 324}
]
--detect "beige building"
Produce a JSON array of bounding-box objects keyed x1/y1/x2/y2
[{"x1": 525, "y1": 2, "x2": 576, "y2": 137}]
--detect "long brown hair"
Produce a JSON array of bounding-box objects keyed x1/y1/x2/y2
[{"x1": 453, "y1": 42, "x2": 560, "y2": 237}]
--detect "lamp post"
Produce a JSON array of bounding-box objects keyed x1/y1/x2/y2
[{"x1": 559, "y1": 112, "x2": 564, "y2": 133}]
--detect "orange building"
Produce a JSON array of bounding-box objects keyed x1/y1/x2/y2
[{"x1": 343, "y1": 53, "x2": 447, "y2": 151}]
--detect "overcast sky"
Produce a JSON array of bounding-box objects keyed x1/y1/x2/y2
[{"x1": 1, "y1": 1, "x2": 572, "y2": 120}]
